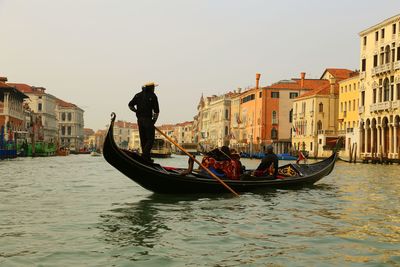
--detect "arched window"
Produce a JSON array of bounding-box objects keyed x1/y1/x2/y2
[
  {"x1": 271, "y1": 128, "x2": 278, "y2": 139},
  {"x1": 317, "y1": 120, "x2": 323, "y2": 131},
  {"x1": 385, "y1": 45, "x2": 391, "y2": 64},
  {"x1": 319, "y1": 103, "x2": 323, "y2": 113},
  {"x1": 384, "y1": 78, "x2": 390, "y2": 101}
]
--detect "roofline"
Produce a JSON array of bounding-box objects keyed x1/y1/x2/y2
[{"x1": 359, "y1": 13, "x2": 400, "y2": 36}]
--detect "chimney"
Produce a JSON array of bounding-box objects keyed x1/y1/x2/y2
[
  {"x1": 300, "y1": 72, "x2": 306, "y2": 88},
  {"x1": 329, "y1": 77, "x2": 336, "y2": 95},
  {"x1": 0, "y1": 77, "x2": 8, "y2": 82},
  {"x1": 256, "y1": 73, "x2": 261, "y2": 89}
]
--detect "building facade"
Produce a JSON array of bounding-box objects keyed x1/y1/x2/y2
[
  {"x1": 359, "y1": 14, "x2": 400, "y2": 159},
  {"x1": 292, "y1": 69, "x2": 355, "y2": 157},
  {"x1": 0, "y1": 78, "x2": 28, "y2": 141},
  {"x1": 10, "y1": 83, "x2": 58, "y2": 143},
  {"x1": 338, "y1": 74, "x2": 361, "y2": 159},
  {"x1": 56, "y1": 99, "x2": 85, "y2": 152}
]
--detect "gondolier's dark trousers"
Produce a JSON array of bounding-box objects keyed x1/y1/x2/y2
[{"x1": 138, "y1": 117, "x2": 155, "y2": 160}]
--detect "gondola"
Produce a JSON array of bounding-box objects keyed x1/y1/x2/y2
[{"x1": 103, "y1": 113, "x2": 337, "y2": 194}]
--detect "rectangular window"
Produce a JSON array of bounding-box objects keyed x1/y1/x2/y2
[
  {"x1": 397, "y1": 84, "x2": 400, "y2": 100},
  {"x1": 373, "y1": 89, "x2": 376, "y2": 103},
  {"x1": 363, "y1": 36, "x2": 367, "y2": 46},
  {"x1": 38, "y1": 103, "x2": 42, "y2": 111},
  {"x1": 375, "y1": 31, "x2": 379, "y2": 41},
  {"x1": 271, "y1": 92, "x2": 279, "y2": 98},
  {"x1": 67, "y1": 113, "x2": 72, "y2": 121},
  {"x1": 289, "y1": 92, "x2": 298, "y2": 99},
  {"x1": 398, "y1": 47, "x2": 400, "y2": 61},
  {"x1": 67, "y1": 126, "x2": 71, "y2": 136},
  {"x1": 361, "y1": 59, "x2": 366, "y2": 72},
  {"x1": 310, "y1": 142, "x2": 313, "y2": 151},
  {"x1": 259, "y1": 91, "x2": 262, "y2": 98},
  {"x1": 61, "y1": 126, "x2": 65, "y2": 135},
  {"x1": 361, "y1": 91, "x2": 365, "y2": 106},
  {"x1": 374, "y1": 55, "x2": 378, "y2": 67},
  {"x1": 393, "y1": 24, "x2": 397, "y2": 34},
  {"x1": 381, "y1": 28, "x2": 385, "y2": 39}
]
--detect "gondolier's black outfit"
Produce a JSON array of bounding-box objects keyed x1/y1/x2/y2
[{"x1": 129, "y1": 83, "x2": 160, "y2": 162}]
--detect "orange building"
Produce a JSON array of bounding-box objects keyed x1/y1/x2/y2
[{"x1": 236, "y1": 73, "x2": 328, "y2": 154}]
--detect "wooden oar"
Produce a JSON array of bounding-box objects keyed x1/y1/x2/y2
[{"x1": 154, "y1": 127, "x2": 240, "y2": 197}]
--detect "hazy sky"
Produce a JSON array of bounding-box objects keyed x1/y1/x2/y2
[{"x1": 1, "y1": 0, "x2": 400, "y2": 130}]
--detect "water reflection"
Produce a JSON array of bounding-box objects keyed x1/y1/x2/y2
[{"x1": 98, "y1": 194, "x2": 227, "y2": 249}]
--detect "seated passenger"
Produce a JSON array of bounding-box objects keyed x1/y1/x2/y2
[
  {"x1": 254, "y1": 145, "x2": 279, "y2": 178},
  {"x1": 200, "y1": 146, "x2": 241, "y2": 180}
]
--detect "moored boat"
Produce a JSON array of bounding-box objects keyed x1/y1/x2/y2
[
  {"x1": 103, "y1": 113, "x2": 337, "y2": 195},
  {"x1": 151, "y1": 138, "x2": 171, "y2": 158}
]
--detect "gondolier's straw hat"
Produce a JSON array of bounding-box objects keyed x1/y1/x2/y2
[{"x1": 142, "y1": 82, "x2": 159, "y2": 88}]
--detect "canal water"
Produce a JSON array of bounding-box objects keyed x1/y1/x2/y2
[{"x1": 1, "y1": 155, "x2": 400, "y2": 266}]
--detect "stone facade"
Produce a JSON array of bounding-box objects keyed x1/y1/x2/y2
[{"x1": 358, "y1": 14, "x2": 400, "y2": 159}]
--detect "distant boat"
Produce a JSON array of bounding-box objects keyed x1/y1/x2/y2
[
  {"x1": 276, "y1": 153, "x2": 297, "y2": 160},
  {"x1": 151, "y1": 138, "x2": 171, "y2": 158},
  {"x1": 90, "y1": 151, "x2": 101, "y2": 157},
  {"x1": 175, "y1": 143, "x2": 199, "y2": 155},
  {"x1": 56, "y1": 147, "x2": 70, "y2": 156}
]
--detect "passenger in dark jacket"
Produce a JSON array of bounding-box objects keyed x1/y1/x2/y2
[
  {"x1": 255, "y1": 145, "x2": 279, "y2": 177},
  {"x1": 128, "y1": 82, "x2": 160, "y2": 162}
]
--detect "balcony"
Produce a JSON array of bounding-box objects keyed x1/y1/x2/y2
[
  {"x1": 358, "y1": 106, "x2": 365, "y2": 114},
  {"x1": 370, "y1": 101, "x2": 391, "y2": 113},
  {"x1": 346, "y1": 128, "x2": 354, "y2": 133},
  {"x1": 317, "y1": 130, "x2": 337, "y2": 136},
  {"x1": 337, "y1": 129, "x2": 346, "y2": 136},
  {"x1": 394, "y1": 61, "x2": 400, "y2": 71},
  {"x1": 371, "y1": 62, "x2": 393, "y2": 76},
  {"x1": 392, "y1": 100, "x2": 400, "y2": 109}
]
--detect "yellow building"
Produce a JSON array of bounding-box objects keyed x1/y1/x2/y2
[
  {"x1": 338, "y1": 74, "x2": 360, "y2": 159},
  {"x1": 292, "y1": 69, "x2": 355, "y2": 158},
  {"x1": 358, "y1": 14, "x2": 400, "y2": 159}
]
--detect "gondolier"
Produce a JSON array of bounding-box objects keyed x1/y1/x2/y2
[{"x1": 129, "y1": 82, "x2": 160, "y2": 162}]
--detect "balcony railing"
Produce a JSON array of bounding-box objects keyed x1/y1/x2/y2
[
  {"x1": 370, "y1": 101, "x2": 391, "y2": 112},
  {"x1": 394, "y1": 61, "x2": 400, "y2": 71},
  {"x1": 337, "y1": 130, "x2": 346, "y2": 136},
  {"x1": 358, "y1": 106, "x2": 365, "y2": 114},
  {"x1": 392, "y1": 100, "x2": 400, "y2": 109},
  {"x1": 317, "y1": 130, "x2": 336, "y2": 135},
  {"x1": 371, "y1": 62, "x2": 393, "y2": 76},
  {"x1": 347, "y1": 128, "x2": 354, "y2": 133}
]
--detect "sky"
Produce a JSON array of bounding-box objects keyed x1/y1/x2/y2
[{"x1": 1, "y1": 0, "x2": 400, "y2": 130}]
